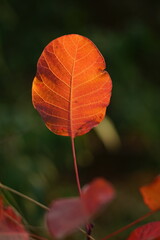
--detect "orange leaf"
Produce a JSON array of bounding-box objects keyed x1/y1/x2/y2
[
  {"x1": 140, "y1": 175, "x2": 160, "y2": 211},
  {"x1": 32, "y1": 34, "x2": 112, "y2": 137}
]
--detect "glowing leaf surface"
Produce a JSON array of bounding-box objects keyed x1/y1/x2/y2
[
  {"x1": 32, "y1": 34, "x2": 112, "y2": 137},
  {"x1": 140, "y1": 176, "x2": 160, "y2": 211}
]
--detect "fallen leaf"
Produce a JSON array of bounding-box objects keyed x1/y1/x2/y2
[
  {"x1": 140, "y1": 175, "x2": 160, "y2": 211},
  {"x1": 32, "y1": 34, "x2": 112, "y2": 137}
]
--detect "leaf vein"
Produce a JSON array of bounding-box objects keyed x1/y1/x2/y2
[
  {"x1": 72, "y1": 101, "x2": 104, "y2": 110},
  {"x1": 33, "y1": 89, "x2": 69, "y2": 113},
  {"x1": 77, "y1": 41, "x2": 90, "y2": 50},
  {"x1": 69, "y1": 35, "x2": 77, "y2": 47},
  {"x1": 72, "y1": 109, "x2": 103, "y2": 120},
  {"x1": 73, "y1": 72, "x2": 104, "y2": 90},
  {"x1": 39, "y1": 73, "x2": 69, "y2": 102},
  {"x1": 73, "y1": 55, "x2": 101, "y2": 78},
  {"x1": 52, "y1": 44, "x2": 72, "y2": 75},
  {"x1": 75, "y1": 48, "x2": 94, "y2": 62},
  {"x1": 39, "y1": 61, "x2": 70, "y2": 88},
  {"x1": 38, "y1": 108, "x2": 69, "y2": 121},
  {"x1": 73, "y1": 81, "x2": 107, "y2": 100},
  {"x1": 62, "y1": 37, "x2": 75, "y2": 60}
]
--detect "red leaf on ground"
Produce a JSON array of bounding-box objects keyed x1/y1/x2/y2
[
  {"x1": 46, "y1": 178, "x2": 115, "y2": 238},
  {"x1": 0, "y1": 197, "x2": 29, "y2": 240},
  {"x1": 127, "y1": 221, "x2": 160, "y2": 240},
  {"x1": 140, "y1": 175, "x2": 160, "y2": 211},
  {"x1": 32, "y1": 34, "x2": 112, "y2": 137}
]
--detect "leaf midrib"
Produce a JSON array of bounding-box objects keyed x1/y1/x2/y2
[{"x1": 69, "y1": 36, "x2": 80, "y2": 138}]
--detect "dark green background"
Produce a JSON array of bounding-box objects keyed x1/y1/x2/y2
[{"x1": 0, "y1": 0, "x2": 160, "y2": 239}]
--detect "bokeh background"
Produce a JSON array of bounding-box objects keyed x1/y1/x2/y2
[{"x1": 0, "y1": 0, "x2": 160, "y2": 239}]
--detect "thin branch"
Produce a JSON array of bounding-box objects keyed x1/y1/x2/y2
[
  {"x1": 0, "y1": 182, "x2": 49, "y2": 211},
  {"x1": 0, "y1": 182, "x2": 94, "y2": 240},
  {"x1": 71, "y1": 138, "x2": 94, "y2": 240},
  {"x1": 79, "y1": 227, "x2": 96, "y2": 240},
  {"x1": 4, "y1": 212, "x2": 48, "y2": 240},
  {"x1": 101, "y1": 210, "x2": 157, "y2": 240},
  {"x1": 29, "y1": 233, "x2": 49, "y2": 240}
]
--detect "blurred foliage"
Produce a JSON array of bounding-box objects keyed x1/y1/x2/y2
[{"x1": 0, "y1": 0, "x2": 160, "y2": 239}]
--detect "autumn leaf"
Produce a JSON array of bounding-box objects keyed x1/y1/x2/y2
[
  {"x1": 127, "y1": 221, "x2": 160, "y2": 240},
  {"x1": 140, "y1": 175, "x2": 160, "y2": 211},
  {"x1": 82, "y1": 178, "x2": 115, "y2": 216},
  {"x1": 46, "y1": 197, "x2": 86, "y2": 239},
  {"x1": 32, "y1": 34, "x2": 112, "y2": 137},
  {"x1": 46, "y1": 178, "x2": 115, "y2": 238},
  {"x1": 0, "y1": 197, "x2": 29, "y2": 240}
]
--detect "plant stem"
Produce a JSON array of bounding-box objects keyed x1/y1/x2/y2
[
  {"x1": 0, "y1": 182, "x2": 93, "y2": 239},
  {"x1": 71, "y1": 137, "x2": 82, "y2": 196},
  {"x1": 29, "y1": 233, "x2": 49, "y2": 240},
  {"x1": 86, "y1": 224, "x2": 94, "y2": 240},
  {"x1": 71, "y1": 138, "x2": 94, "y2": 240},
  {"x1": 101, "y1": 210, "x2": 156, "y2": 240},
  {"x1": 79, "y1": 228, "x2": 95, "y2": 240},
  {"x1": 0, "y1": 182, "x2": 49, "y2": 211}
]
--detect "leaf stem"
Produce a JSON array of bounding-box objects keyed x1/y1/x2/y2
[
  {"x1": 29, "y1": 233, "x2": 49, "y2": 240},
  {"x1": 101, "y1": 210, "x2": 157, "y2": 240},
  {"x1": 71, "y1": 137, "x2": 82, "y2": 196},
  {"x1": 0, "y1": 182, "x2": 49, "y2": 211},
  {"x1": 0, "y1": 182, "x2": 93, "y2": 239},
  {"x1": 71, "y1": 138, "x2": 94, "y2": 240},
  {"x1": 79, "y1": 227, "x2": 95, "y2": 240}
]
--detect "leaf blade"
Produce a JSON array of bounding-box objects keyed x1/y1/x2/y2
[
  {"x1": 127, "y1": 221, "x2": 160, "y2": 240},
  {"x1": 140, "y1": 175, "x2": 160, "y2": 211},
  {"x1": 0, "y1": 197, "x2": 29, "y2": 240},
  {"x1": 46, "y1": 178, "x2": 115, "y2": 239},
  {"x1": 32, "y1": 34, "x2": 112, "y2": 137}
]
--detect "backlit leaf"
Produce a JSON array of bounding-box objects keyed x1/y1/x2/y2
[
  {"x1": 46, "y1": 178, "x2": 115, "y2": 238},
  {"x1": 127, "y1": 221, "x2": 160, "y2": 240},
  {"x1": 32, "y1": 34, "x2": 112, "y2": 137},
  {"x1": 0, "y1": 197, "x2": 29, "y2": 240},
  {"x1": 140, "y1": 175, "x2": 160, "y2": 211}
]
